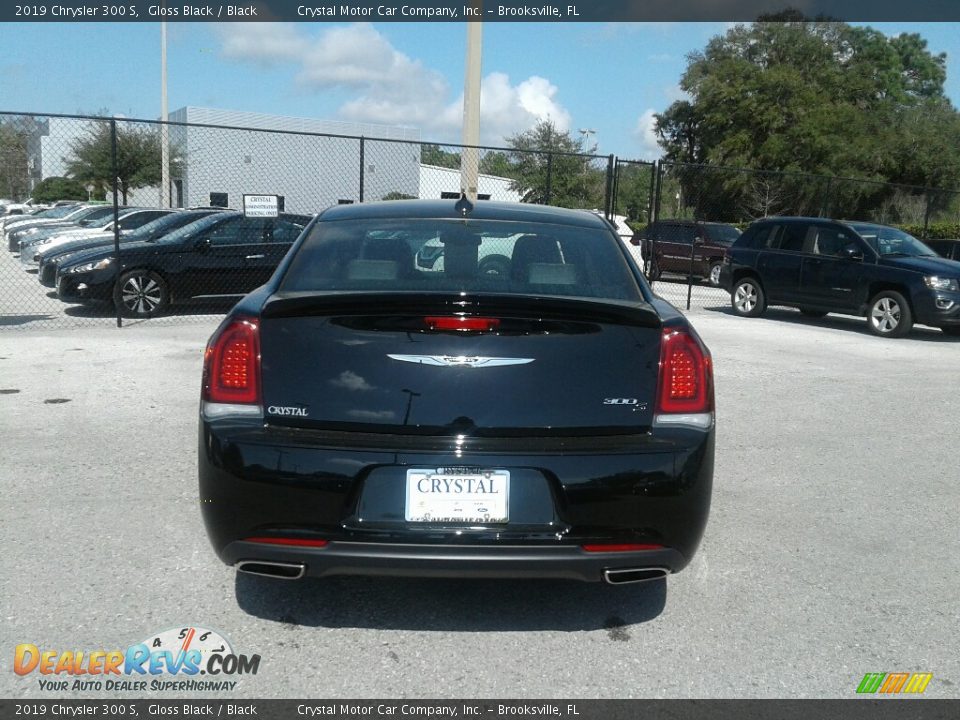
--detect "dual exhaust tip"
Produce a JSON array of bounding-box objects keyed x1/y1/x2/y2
[
  {"x1": 236, "y1": 561, "x2": 669, "y2": 585},
  {"x1": 236, "y1": 560, "x2": 305, "y2": 580},
  {"x1": 602, "y1": 567, "x2": 669, "y2": 585}
]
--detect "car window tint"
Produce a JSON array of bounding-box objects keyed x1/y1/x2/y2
[
  {"x1": 812, "y1": 227, "x2": 852, "y2": 256},
  {"x1": 663, "y1": 225, "x2": 697, "y2": 244},
  {"x1": 118, "y1": 212, "x2": 165, "y2": 230},
  {"x1": 270, "y1": 220, "x2": 305, "y2": 244},
  {"x1": 776, "y1": 224, "x2": 808, "y2": 252},
  {"x1": 280, "y1": 218, "x2": 643, "y2": 302},
  {"x1": 707, "y1": 224, "x2": 741, "y2": 244},
  {"x1": 208, "y1": 218, "x2": 266, "y2": 246},
  {"x1": 759, "y1": 225, "x2": 782, "y2": 248}
]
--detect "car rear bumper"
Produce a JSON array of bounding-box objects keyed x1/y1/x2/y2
[
  {"x1": 199, "y1": 418, "x2": 714, "y2": 581},
  {"x1": 224, "y1": 540, "x2": 685, "y2": 583}
]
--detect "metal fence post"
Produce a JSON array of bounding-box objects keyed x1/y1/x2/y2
[
  {"x1": 646, "y1": 162, "x2": 657, "y2": 225},
  {"x1": 653, "y1": 161, "x2": 664, "y2": 223},
  {"x1": 111, "y1": 118, "x2": 122, "y2": 328},
  {"x1": 544, "y1": 152, "x2": 553, "y2": 204},
  {"x1": 610, "y1": 159, "x2": 620, "y2": 219},
  {"x1": 922, "y1": 190, "x2": 933, "y2": 238},
  {"x1": 604, "y1": 154, "x2": 615, "y2": 219},
  {"x1": 358, "y1": 136, "x2": 365, "y2": 203},
  {"x1": 819, "y1": 177, "x2": 832, "y2": 218}
]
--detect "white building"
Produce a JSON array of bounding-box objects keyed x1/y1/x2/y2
[
  {"x1": 166, "y1": 107, "x2": 422, "y2": 213},
  {"x1": 418, "y1": 164, "x2": 521, "y2": 202},
  {"x1": 24, "y1": 108, "x2": 526, "y2": 212}
]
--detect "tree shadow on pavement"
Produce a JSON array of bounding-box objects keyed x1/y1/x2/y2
[{"x1": 234, "y1": 573, "x2": 667, "y2": 632}]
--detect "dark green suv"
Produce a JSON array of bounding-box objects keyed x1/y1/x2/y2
[{"x1": 718, "y1": 218, "x2": 960, "y2": 338}]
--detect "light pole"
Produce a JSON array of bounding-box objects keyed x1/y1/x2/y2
[
  {"x1": 578, "y1": 129, "x2": 596, "y2": 206},
  {"x1": 160, "y1": 16, "x2": 170, "y2": 208},
  {"x1": 578, "y1": 128, "x2": 597, "y2": 152}
]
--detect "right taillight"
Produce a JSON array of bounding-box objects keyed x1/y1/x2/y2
[
  {"x1": 201, "y1": 317, "x2": 262, "y2": 417},
  {"x1": 654, "y1": 327, "x2": 714, "y2": 429}
]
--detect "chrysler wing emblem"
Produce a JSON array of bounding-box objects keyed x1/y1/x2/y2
[{"x1": 387, "y1": 354, "x2": 534, "y2": 368}]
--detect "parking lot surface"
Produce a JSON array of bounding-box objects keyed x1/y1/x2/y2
[{"x1": 1, "y1": 306, "x2": 958, "y2": 698}]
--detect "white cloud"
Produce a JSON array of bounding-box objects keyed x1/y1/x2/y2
[
  {"x1": 440, "y1": 73, "x2": 572, "y2": 145},
  {"x1": 217, "y1": 22, "x2": 308, "y2": 65},
  {"x1": 215, "y1": 23, "x2": 572, "y2": 145},
  {"x1": 634, "y1": 109, "x2": 661, "y2": 160},
  {"x1": 665, "y1": 84, "x2": 691, "y2": 103}
]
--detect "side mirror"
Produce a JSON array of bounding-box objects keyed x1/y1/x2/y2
[{"x1": 840, "y1": 246, "x2": 863, "y2": 261}]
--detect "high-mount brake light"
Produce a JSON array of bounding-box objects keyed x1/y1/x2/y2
[{"x1": 424, "y1": 316, "x2": 500, "y2": 332}]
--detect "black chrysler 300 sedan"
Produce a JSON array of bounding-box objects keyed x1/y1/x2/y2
[{"x1": 199, "y1": 200, "x2": 715, "y2": 585}]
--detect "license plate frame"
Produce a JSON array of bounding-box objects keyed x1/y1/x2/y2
[{"x1": 404, "y1": 468, "x2": 510, "y2": 524}]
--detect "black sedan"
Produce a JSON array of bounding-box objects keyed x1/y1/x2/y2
[
  {"x1": 199, "y1": 199, "x2": 715, "y2": 585},
  {"x1": 38, "y1": 209, "x2": 225, "y2": 287},
  {"x1": 57, "y1": 211, "x2": 311, "y2": 317}
]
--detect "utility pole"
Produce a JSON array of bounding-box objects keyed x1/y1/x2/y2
[
  {"x1": 160, "y1": 17, "x2": 170, "y2": 208},
  {"x1": 460, "y1": 7, "x2": 483, "y2": 202}
]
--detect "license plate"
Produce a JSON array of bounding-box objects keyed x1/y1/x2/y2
[{"x1": 405, "y1": 468, "x2": 509, "y2": 523}]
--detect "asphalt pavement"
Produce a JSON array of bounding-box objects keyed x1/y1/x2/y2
[{"x1": 1, "y1": 305, "x2": 958, "y2": 698}]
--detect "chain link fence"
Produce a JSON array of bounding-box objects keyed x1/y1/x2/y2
[
  {"x1": 640, "y1": 161, "x2": 960, "y2": 310},
  {"x1": 8, "y1": 110, "x2": 957, "y2": 328},
  {"x1": 1, "y1": 111, "x2": 623, "y2": 330}
]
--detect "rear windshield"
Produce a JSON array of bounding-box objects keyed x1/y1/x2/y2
[
  {"x1": 708, "y1": 224, "x2": 741, "y2": 244},
  {"x1": 280, "y1": 218, "x2": 643, "y2": 301}
]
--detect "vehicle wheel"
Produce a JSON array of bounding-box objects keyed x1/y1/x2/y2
[
  {"x1": 114, "y1": 270, "x2": 169, "y2": 318},
  {"x1": 867, "y1": 290, "x2": 912, "y2": 338},
  {"x1": 707, "y1": 261, "x2": 723, "y2": 287},
  {"x1": 941, "y1": 327, "x2": 960, "y2": 337},
  {"x1": 731, "y1": 277, "x2": 765, "y2": 317},
  {"x1": 479, "y1": 254, "x2": 510, "y2": 277},
  {"x1": 799, "y1": 308, "x2": 827, "y2": 318}
]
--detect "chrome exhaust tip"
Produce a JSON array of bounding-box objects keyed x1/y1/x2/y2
[
  {"x1": 236, "y1": 560, "x2": 306, "y2": 580},
  {"x1": 602, "y1": 567, "x2": 669, "y2": 585}
]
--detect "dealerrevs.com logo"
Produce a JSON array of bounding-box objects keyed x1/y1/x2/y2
[{"x1": 14, "y1": 626, "x2": 260, "y2": 692}]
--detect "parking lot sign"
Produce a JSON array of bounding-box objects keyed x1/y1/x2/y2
[{"x1": 243, "y1": 194, "x2": 280, "y2": 218}]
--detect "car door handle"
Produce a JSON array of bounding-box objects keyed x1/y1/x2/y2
[{"x1": 245, "y1": 254, "x2": 265, "y2": 259}]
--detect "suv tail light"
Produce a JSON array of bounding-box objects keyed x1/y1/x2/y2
[
  {"x1": 201, "y1": 317, "x2": 262, "y2": 418},
  {"x1": 654, "y1": 327, "x2": 714, "y2": 429}
]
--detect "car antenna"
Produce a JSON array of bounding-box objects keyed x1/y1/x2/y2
[{"x1": 455, "y1": 191, "x2": 474, "y2": 217}]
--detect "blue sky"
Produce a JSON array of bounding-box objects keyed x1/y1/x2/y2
[{"x1": 3, "y1": 21, "x2": 960, "y2": 158}]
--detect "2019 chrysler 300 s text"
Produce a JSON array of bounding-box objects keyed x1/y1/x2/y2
[{"x1": 199, "y1": 200, "x2": 715, "y2": 586}]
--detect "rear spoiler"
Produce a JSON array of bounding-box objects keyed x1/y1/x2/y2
[{"x1": 262, "y1": 291, "x2": 663, "y2": 328}]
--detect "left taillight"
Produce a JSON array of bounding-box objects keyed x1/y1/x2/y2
[
  {"x1": 654, "y1": 327, "x2": 714, "y2": 429},
  {"x1": 202, "y1": 317, "x2": 262, "y2": 417}
]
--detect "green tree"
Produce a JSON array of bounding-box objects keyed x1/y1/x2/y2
[
  {"x1": 478, "y1": 150, "x2": 517, "y2": 179},
  {"x1": 654, "y1": 19, "x2": 960, "y2": 221},
  {"x1": 0, "y1": 121, "x2": 30, "y2": 201},
  {"x1": 382, "y1": 191, "x2": 416, "y2": 200},
  {"x1": 420, "y1": 144, "x2": 461, "y2": 169},
  {"x1": 504, "y1": 119, "x2": 603, "y2": 207},
  {"x1": 64, "y1": 123, "x2": 179, "y2": 204},
  {"x1": 30, "y1": 176, "x2": 88, "y2": 203}
]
